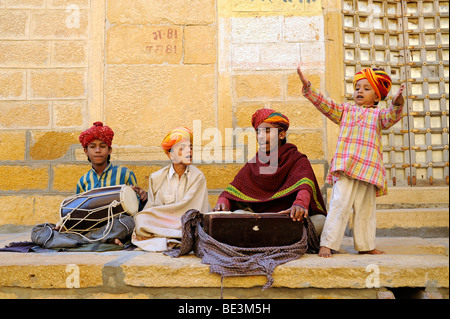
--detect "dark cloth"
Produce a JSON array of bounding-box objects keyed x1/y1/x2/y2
[
  {"x1": 218, "y1": 143, "x2": 327, "y2": 215},
  {"x1": 31, "y1": 214, "x2": 134, "y2": 249},
  {"x1": 0, "y1": 241, "x2": 37, "y2": 253},
  {"x1": 165, "y1": 209, "x2": 320, "y2": 290},
  {"x1": 0, "y1": 240, "x2": 135, "y2": 253}
]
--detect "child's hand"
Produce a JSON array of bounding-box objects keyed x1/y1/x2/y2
[
  {"x1": 132, "y1": 186, "x2": 148, "y2": 202},
  {"x1": 297, "y1": 62, "x2": 310, "y2": 87},
  {"x1": 393, "y1": 83, "x2": 406, "y2": 106}
]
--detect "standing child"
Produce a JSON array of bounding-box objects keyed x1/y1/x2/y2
[{"x1": 297, "y1": 65, "x2": 405, "y2": 257}]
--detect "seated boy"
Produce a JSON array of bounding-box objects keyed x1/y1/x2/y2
[
  {"x1": 132, "y1": 127, "x2": 210, "y2": 251},
  {"x1": 214, "y1": 109, "x2": 327, "y2": 237},
  {"x1": 32, "y1": 122, "x2": 147, "y2": 248}
]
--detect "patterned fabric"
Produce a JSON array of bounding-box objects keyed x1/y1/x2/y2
[
  {"x1": 79, "y1": 122, "x2": 114, "y2": 148},
  {"x1": 165, "y1": 209, "x2": 320, "y2": 290},
  {"x1": 303, "y1": 85, "x2": 404, "y2": 196},
  {"x1": 76, "y1": 163, "x2": 138, "y2": 193},
  {"x1": 219, "y1": 143, "x2": 327, "y2": 215},
  {"x1": 161, "y1": 127, "x2": 193, "y2": 156},
  {"x1": 251, "y1": 108, "x2": 290, "y2": 131},
  {"x1": 353, "y1": 68, "x2": 392, "y2": 100},
  {"x1": 225, "y1": 178, "x2": 321, "y2": 209}
]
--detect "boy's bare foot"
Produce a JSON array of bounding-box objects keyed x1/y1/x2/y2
[
  {"x1": 358, "y1": 248, "x2": 385, "y2": 255},
  {"x1": 114, "y1": 238, "x2": 123, "y2": 246},
  {"x1": 319, "y1": 246, "x2": 333, "y2": 258}
]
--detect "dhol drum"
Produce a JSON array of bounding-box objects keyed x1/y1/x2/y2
[
  {"x1": 59, "y1": 185, "x2": 139, "y2": 234},
  {"x1": 202, "y1": 211, "x2": 304, "y2": 248}
]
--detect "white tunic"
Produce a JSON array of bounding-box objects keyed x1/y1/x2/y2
[{"x1": 132, "y1": 164, "x2": 210, "y2": 251}]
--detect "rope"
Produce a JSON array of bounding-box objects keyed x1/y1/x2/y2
[{"x1": 58, "y1": 200, "x2": 121, "y2": 243}]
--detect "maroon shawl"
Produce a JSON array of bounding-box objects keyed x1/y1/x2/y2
[{"x1": 220, "y1": 143, "x2": 327, "y2": 215}]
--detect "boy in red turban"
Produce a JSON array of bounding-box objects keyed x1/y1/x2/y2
[
  {"x1": 77, "y1": 122, "x2": 146, "y2": 203},
  {"x1": 32, "y1": 122, "x2": 147, "y2": 249},
  {"x1": 297, "y1": 64, "x2": 405, "y2": 257}
]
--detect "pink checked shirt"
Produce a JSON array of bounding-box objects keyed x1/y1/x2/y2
[{"x1": 303, "y1": 85, "x2": 404, "y2": 197}]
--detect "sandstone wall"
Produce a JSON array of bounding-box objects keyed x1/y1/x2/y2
[{"x1": 0, "y1": 0, "x2": 338, "y2": 226}]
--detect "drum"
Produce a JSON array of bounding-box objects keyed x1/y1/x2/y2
[
  {"x1": 202, "y1": 212, "x2": 303, "y2": 248},
  {"x1": 59, "y1": 185, "x2": 139, "y2": 234}
]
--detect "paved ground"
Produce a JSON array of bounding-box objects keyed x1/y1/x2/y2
[{"x1": 0, "y1": 229, "x2": 448, "y2": 299}]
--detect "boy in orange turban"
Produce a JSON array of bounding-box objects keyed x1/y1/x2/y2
[
  {"x1": 132, "y1": 127, "x2": 210, "y2": 251},
  {"x1": 297, "y1": 64, "x2": 405, "y2": 257}
]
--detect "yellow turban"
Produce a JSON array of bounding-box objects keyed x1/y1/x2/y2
[
  {"x1": 161, "y1": 127, "x2": 193, "y2": 156},
  {"x1": 353, "y1": 68, "x2": 392, "y2": 100}
]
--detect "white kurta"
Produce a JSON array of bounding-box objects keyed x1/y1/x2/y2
[{"x1": 132, "y1": 164, "x2": 210, "y2": 251}]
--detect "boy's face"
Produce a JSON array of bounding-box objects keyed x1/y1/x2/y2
[
  {"x1": 353, "y1": 78, "x2": 381, "y2": 106},
  {"x1": 84, "y1": 139, "x2": 112, "y2": 166},
  {"x1": 256, "y1": 122, "x2": 286, "y2": 155},
  {"x1": 169, "y1": 138, "x2": 192, "y2": 165}
]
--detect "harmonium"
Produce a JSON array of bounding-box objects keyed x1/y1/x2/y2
[{"x1": 201, "y1": 211, "x2": 303, "y2": 248}]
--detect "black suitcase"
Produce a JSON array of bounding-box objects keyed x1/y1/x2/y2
[{"x1": 201, "y1": 212, "x2": 303, "y2": 248}]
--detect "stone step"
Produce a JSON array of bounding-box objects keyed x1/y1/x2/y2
[
  {"x1": 326, "y1": 186, "x2": 449, "y2": 209},
  {"x1": 0, "y1": 232, "x2": 448, "y2": 299},
  {"x1": 376, "y1": 187, "x2": 448, "y2": 208},
  {"x1": 346, "y1": 207, "x2": 449, "y2": 238},
  {"x1": 340, "y1": 236, "x2": 449, "y2": 256}
]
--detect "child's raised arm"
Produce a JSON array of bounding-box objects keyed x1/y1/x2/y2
[
  {"x1": 297, "y1": 62, "x2": 344, "y2": 125},
  {"x1": 393, "y1": 83, "x2": 406, "y2": 106},
  {"x1": 297, "y1": 64, "x2": 310, "y2": 87}
]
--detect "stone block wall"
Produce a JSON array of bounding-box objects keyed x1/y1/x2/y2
[
  {"x1": 0, "y1": 0, "x2": 91, "y2": 226},
  {"x1": 0, "y1": 0, "x2": 335, "y2": 227}
]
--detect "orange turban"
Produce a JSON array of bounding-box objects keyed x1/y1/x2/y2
[
  {"x1": 161, "y1": 127, "x2": 193, "y2": 156},
  {"x1": 79, "y1": 122, "x2": 114, "y2": 148},
  {"x1": 251, "y1": 109, "x2": 290, "y2": 131},
  {"x1": 353, "y1": 68, "x2": 392, "y2": 100}
]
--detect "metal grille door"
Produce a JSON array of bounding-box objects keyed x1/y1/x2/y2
[{"x1": 342, "y1": 0, "x2": 449, "y2": 186}]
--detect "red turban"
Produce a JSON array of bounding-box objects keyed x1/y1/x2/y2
[
  {"x1": 79, "y1": 122, "x2": 114, "y2": 148},
  {"x1": 353, "y1": 68, "x2": 392, "y2": 100},
  {"x1": 251, "y1": 109, "x2": 290, "y2": 131}
]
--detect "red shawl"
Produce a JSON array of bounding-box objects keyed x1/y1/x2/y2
[{"x1": 220, "y1": 143, "x2": 327, "y2": 215}]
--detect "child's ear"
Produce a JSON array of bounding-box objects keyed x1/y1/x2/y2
[{"x1": 279, "y1": 130, "x2": 287, "y2": 140}]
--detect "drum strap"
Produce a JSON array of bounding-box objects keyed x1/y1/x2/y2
[{"x1": 58, "y1": 200, "x2": 121, "y2": 242}]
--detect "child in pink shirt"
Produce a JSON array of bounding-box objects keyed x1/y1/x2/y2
[{"x1": 297, "y1": 64, "x2": 405, "y2": 257}]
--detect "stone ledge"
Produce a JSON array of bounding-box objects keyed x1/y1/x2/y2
[
  {"x1": 0, "y1": 234, "x2": 448, "y2": 294},
  {"x1": 376, "y1": 187, "x2": 449, "y2": 206},
  {"x1": 375, "y1": 208, "x2": 449, "y2": 229},
  {"x1": 340, "y1": 237, "x2": 449, "y2": 256},
  {"x1": 346, "y1": 207, "x2": 450, "y2": 237},
  {"x1": 121, "y1": 253, "x2": 449, "y2": 290}
]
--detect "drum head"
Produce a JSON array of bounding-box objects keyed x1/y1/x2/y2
[{"x1": 121, "y1": 185, "x2": 139, "y2": 215}]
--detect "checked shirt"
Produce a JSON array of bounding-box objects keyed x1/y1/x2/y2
[{"x1": 303, "y1": 85, "x2": 404, "y2": 196}]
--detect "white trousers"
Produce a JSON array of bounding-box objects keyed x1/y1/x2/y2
[{"x1": 320, "y1": 174, "x2": 377, "y2": 252}]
